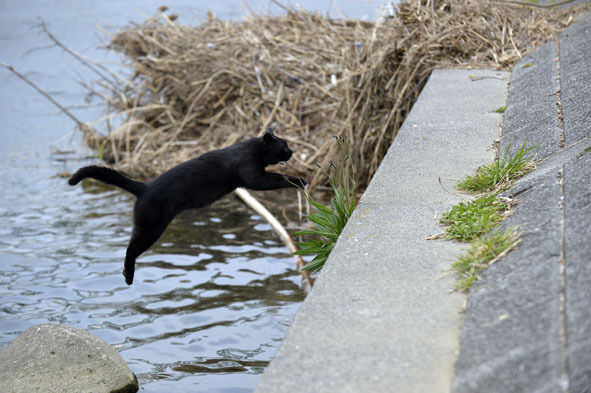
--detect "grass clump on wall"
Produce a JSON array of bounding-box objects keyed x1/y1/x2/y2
[{"x1": 441, "y1": 142, "x2": 535, "y2": 291}]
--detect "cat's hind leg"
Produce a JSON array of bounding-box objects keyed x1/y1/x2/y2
[{"x1": 123, "y1": 221, "x2": 170, "y2": 285}]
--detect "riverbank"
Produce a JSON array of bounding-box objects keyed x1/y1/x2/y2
[
  {"x1": 256, "y1": 9, "x2": 591, "y2": 392},
  {"x1": 256, "y1": 67, "x2": 510, "y2": 393},
  {"x1": 2, "y1": 1, "x2": 589, "y2": 392}
]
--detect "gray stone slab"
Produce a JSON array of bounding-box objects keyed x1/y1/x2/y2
[
  {"x1": 563, "y1": 151, "x2": 591, "y2": 393},
  {"x1": 560, "y1": 12, "x2": 591, "y2": 146},
  {"x1": 454, "y1": 11, "x2": 591, "y2": 392},
  {"x1": 500, "y1": 43, "x2": 561, "y2": 160},
  {"x1": 510, "y1": 137, "x2": 590, "y2": 187},
  {"x1": 453, "y1": 171, "x2": 565, "y2": 393},
  {"x1": 255, "y1": 69, "x2": 509, "y2": 393},
  {"x1": 0, "y1": 324, "x2": 138, "y2": 393}
]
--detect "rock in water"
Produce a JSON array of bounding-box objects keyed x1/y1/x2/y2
[{"x1": 0, "y1": 324, "x2": 138, "y2": 393}]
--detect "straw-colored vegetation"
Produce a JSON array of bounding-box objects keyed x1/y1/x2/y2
[{"x1": 81, "y1": 0, "x2": 589, "y2": 197}]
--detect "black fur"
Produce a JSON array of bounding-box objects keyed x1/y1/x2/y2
[{"x1": 69, "y1": 129, "x2": 305, "y2": 285}]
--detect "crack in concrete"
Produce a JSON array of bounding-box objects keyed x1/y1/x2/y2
[
  {"x1": 554, "y1": 40, "x2": 569, "y2": 391},
  {"x1": 554, "y1": 39, "x2": 566, "y2": 149},
  {"x1": 556, "y1": 169, "x2": 569, "y2": 392}
]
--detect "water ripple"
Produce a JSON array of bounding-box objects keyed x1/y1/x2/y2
[{"x1": 0, "y1": 187, "x2": 305, "y2": 392}]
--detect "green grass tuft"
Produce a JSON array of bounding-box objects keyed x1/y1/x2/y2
[
  {"x1": 441, "y1": 141, "x2": 536, "y2": 290},
  {"x1": 452, "y1": 229, "x2": 521, "y2": 291},
  {"x1": 294, "y1": 184, "x2": 355, "y2": 272},
  {"x1": 457, "y1": 141, "x2": 535, "y2": 194},
  {"x1": 494, "y1": 105, "x2": 507, "y2": 113},
  {"x1": 294, "y1": 136, "x2": 356, "y2": 272},
  {"x1": 440, "y1": 195, "x2": 509, "y2": 241},
  {"x1": 577, "y1": 146, "x2": 591, "y2": 158}
]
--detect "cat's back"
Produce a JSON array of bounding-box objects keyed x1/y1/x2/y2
[{"x1": 148, "y1": 139, "x2": 258, "y2": 190}]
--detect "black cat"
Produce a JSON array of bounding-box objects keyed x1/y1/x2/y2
[{"x1": 69, "y1": 128, "x2": 305, "y2": 285}]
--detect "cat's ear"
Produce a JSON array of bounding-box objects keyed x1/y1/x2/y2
[{"x1": 263, "y1": 128, "x2": 275, "y2": 146}]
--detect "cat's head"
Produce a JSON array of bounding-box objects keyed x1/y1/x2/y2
[{"x1": 261, "y1": 128, "x2": 293, "y2": 165}]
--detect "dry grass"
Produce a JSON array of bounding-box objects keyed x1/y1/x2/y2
[{"x1": 81, "y1": 0, "x2": 589, "y2": 197}]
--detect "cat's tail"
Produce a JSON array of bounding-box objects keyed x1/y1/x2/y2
[{"x1": 68, "y1": 165, "x2": 146, "y2": 197}]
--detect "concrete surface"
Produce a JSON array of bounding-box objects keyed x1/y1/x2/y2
[
  {"x1": 255, "y1": 10, "x2": 590, "y2": 393},
  {"x1": 0, "y1": 324, "x2": 138, "y2": 393},
  {"x1": 560, "y1": 12, "x2": 591, "y2": 146},
  {"x1": 453, "y1": 12, "x2": 591, "y2": 393},
  {"x1": 500, "y1": 41, "x2": 561, "y2": 160},
  {"x1": 255, "y1": 68, "x2": 510, "y2": 393}
]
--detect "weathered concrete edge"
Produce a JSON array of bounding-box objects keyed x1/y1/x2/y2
[{"x1": 256, "y1": 69, "x2": 510, "y2": 393}]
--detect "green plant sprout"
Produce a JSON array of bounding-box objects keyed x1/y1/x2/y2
[
  {"x1": 452, "y1": 229, "x2": 521, "y2": 291},
  {"x1": 440, "y1": 195, "x2": 509, "y2": 241},
  {"x1": 294, "y1": 136, "x2": 356, "y2": 272},
  {"x1": 457, "y1": 141, "x2": 535, "y2": 194},
  {"x1": 440, "y1": 141, "x2": 535, "y2": 291},
  {"x1": 577, "y1": 146, "x2": 591, "y2": 158}
]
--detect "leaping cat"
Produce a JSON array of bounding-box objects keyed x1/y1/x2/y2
[{"x1": 69, "y1": 128, "x2": 305, "y2": 285}]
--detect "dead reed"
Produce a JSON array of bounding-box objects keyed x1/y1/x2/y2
[{"x1": 82, "y1": 0, "x2": 589, "y2": 196}]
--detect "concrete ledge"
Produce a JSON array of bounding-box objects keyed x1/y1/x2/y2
[{"x1": 255, "y1": 69, "x2": 510, "y2": 393}]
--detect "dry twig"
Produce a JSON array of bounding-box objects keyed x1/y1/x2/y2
[{"x1": 234, "y1": 188, "x2": 314, "y2": 293}]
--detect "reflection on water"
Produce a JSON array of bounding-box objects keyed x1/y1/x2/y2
[{"x1": 0, "y1": 179, "x2": 305, "y2": 392}]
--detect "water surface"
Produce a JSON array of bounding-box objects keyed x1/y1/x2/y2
[{"x1": 0, "y1": 1, "x2": 382, "y2": 391}]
